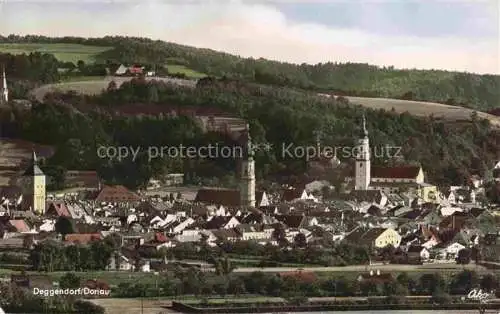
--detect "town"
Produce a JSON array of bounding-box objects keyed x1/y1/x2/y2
[
  {"x1": 1, "y1": 56, "x2": 500, "y2": 311},
  {"x1": 0, "y1": 8, "x2": 499, "y2": 311}
]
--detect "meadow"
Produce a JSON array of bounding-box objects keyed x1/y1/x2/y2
[
  {"x1": 0, "y1": 43, "x2": 112, "y2": 64},
  {"x1": 166, "y1": 64, "x2": 207, "y2": 79}
]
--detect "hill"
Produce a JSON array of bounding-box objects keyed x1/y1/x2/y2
[
  {"x1": 1, "y1": 35, "x2": 499, "y2": 111},
  {"x1": 0, "y1": 43, "x2": 112, "y2": 64},
  {"x1": 31, "y1": 77, "x2": 500, "y2": 128},
  {"x1": 0, "y1": 139, "x2": 54, "y2": 186}
]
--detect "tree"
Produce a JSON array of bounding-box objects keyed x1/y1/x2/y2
[
  {"x1": 77, "y1": 60, "x2": 85, "y2": 71},
  {"x1": 59, "y1": 272, "x2": 81, "y2": 289},
  {"x1": 456, "y1": 248, "x2": 472, "y2": 264},
  {"x1": 480, "y1": 274, "x2": 498, "y2": 291},
  {"x1": 54, "y1": 217, "x2": 75, "y2": 240},
  {"x1": 419, "y1": 273, "x2": 446, "y2": 294},
  {"x1": 272, "y1": 225, "x2": 288, "y2": 247},
  {"x1": 431, "y1": 288, "x2": 452, "y2": 304},
  {"x1": 107, "y1": 80, "x2": 118, "y2": 91},
  {"x1": 215, "y1": 257, "x2": 234, "y2": 276},
  {"x1": 293, "y1": 233, "x2": 307, "y2": 248}
]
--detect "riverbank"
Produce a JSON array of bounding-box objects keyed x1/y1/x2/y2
[{"x1": 170, "y1": 301, "x2": 500, "y2": 313}]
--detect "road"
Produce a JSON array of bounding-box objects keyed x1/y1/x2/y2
[{"x1": 224, "y1": 263, "x2": 491, "y2": 273}]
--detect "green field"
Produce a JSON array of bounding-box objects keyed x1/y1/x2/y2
[
  {"x1": 166, "y1": 64, "x2": 206, "y2": 79},
  {"x1": 0, "y1": 43, "x2": 112, "y2": 64},
  {"x1": 61, "y1": 75, "x2": 107, "y2": 82}
]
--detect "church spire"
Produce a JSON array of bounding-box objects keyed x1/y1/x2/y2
[
  {"x1": 1, "y1": 65, "x2": 8, "y2": 103},
  {"x1": 362, "y1": 114, "x2": 368, "y2": 137},
  {"x1": 245, "y1": 123, "x2": 254, "y2": 159},
  {"x1": 32, "y1": 150, "x2": 38, "y2": 164}
]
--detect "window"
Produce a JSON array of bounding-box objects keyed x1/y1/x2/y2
[{"x1": 359, "y1": 163, "x2": 363, "y2": 168}]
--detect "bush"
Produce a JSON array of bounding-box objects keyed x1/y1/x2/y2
[
  {"x1": 73, "y1": 300, "x2": 105, "y2": 314},
  {"x1": 431, "y1": 289, "x2": 452, "y2": 304},
  {"x1": 59, "y1": 272, "x2": 81, "y2": 289}
]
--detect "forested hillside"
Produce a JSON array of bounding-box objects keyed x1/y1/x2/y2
[
  {"x1": 2, "y1": 77, "x2": 497, "y2": 189},
  {"x1": 1, "y1": 34, "x2": 499, "y2": 110}
]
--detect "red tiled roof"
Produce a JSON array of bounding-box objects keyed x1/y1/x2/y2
[
  {"x1": 8, "y1": 219, "x2": 30, "y2": 232},
  {"x1": 154, "y1": 233, "x2": 168, "y2": 243},
  {"x1": 46, "y1": 201, "x2": 71, "y2": 217},
  {"x1": 95, "y1": 185, "x2": 140, "y2": 203},
  {"x1": 65, "y1": 233, "x2": 102, "y2": 244},
  {"x1": 129, "y1": 67, "x2": 143, "y2": 74},
  {"x1": 371, "y1": 166, "x2": 421, "y2": 179},
  {"x1": 194, "y1": 188, "x2": 240, "y2": 206}
]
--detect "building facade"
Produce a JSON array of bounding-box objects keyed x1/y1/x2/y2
[
  {"x1": 240, "y1": 124, "x2": 256, "y2": 207},
  {"x1": 0, "y1": 66, "x2": 8, "y2": 104},
  {"x1": 21, "y1": 152, "x2": 46, "y2": 215}
]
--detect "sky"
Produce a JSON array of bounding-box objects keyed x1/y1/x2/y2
[{"x1": 0, "y1": 0, "x2": 499, "y2": 74}]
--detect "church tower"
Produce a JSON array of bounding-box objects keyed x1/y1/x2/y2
[
  {"x1": 354, "y1": 114, "x2": 371, "y2": 190},
  {"x1": 21, "y1": 151, "x2": 46, "y2": 215},
  {"x1": 0, "y1": 65, "x2": 8, "y2": 104},
  {"x1": 240, "y1": 124, "x2": 256, "y2": 207}
]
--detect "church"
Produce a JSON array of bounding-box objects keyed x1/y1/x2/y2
[
  {"x1": 19, "y1": 151, "x2": 47, "y2": 215},
  {"x1": 347, "y1": 115, "x2": 438, "y2": 203}
]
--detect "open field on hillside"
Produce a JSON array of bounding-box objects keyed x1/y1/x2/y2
[
  {"x1": 0, "y1": 139, "x2": 54, "y2": 186},
  {"x1": 30, "y1": 76, "x2": 197, "y2": 101},
  {"x1": 165, "y1": 64, "x2": 207, "y2": 78},
  {"x1": 345, "y1": 96, "x2": 500, "y2": 127},
  {"x1": 0, "y1": 43, "x2": 112, "y2": 63}
]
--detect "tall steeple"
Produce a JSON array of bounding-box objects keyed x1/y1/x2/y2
[
  {"x1": 240, "y1": 124, "x2": 256, "y2": 207},
  {"x1": 354, "y1": 114, "x2": 371, "y2": 190},
  {"x1": 0, "y1": 65, "x2": 8, "y2": 104},
  {"x1": 362, "y1": 114, "x2": 368, "y2": 137},
  {"x1": 22, "y1": 150, "x2": 46, "y2": 215}
]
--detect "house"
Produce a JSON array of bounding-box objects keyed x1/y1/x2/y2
[
  {"x1": 281, "y1": 188, "x2": 317, "y2": 202},
  {"x1": 8, "y1": 219, "x2": 32, "y2": 233},
  {"x1": 46, "y1": 201, "x2": 71, "y2": 217},
  {"x1": 39, "y1": 220, "x2": 55, "y2": 232},
  {"x1": 64, "y1": 233, "x2": 101, "y2": 245},
  {"x1": 114, "y1": 64, "x2": 128, "y2": 76},
  {"x1": 108, "y1": 252, "x2": 133, "y2": 271},
  {"x1": 64, "y1": 171, "x2": 101, "y2": 190},
  {"x1": 357, "y1": 271, "x2": 393, "y2": 284},
  {"x1": 210, "y1": 229, "x2": 240, "y2": 242},
  {"x1": 345, "y1": 227, "x2": 401, "y2": 248},
  {"x1": 128, "y1": 65, "x2": 144, "y2": 76},
  {"x1": 407, "y1": 245, "x2": 430, "y2": 261},
  {"x1": 274, "y1": 214, "x2": 306, "y2": 229},
  {"x1": 203, "y1": 216, "x2": 240, "y2": 229},
  {"x1": 194, "y1": 188, "x2": 269, "y2": 208},
  {"x1": 346, "y1": 190, "x2": 388, "y2": 208},
  {"x1": 95, "y1": 185, "x2": 141, "y2": 203},
  {"x1": 235, "y1": 224, "x2": 268, "y2": 241},
  {"x1": 436, "y1": 242, "x2": 466, "y2": 260}
]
